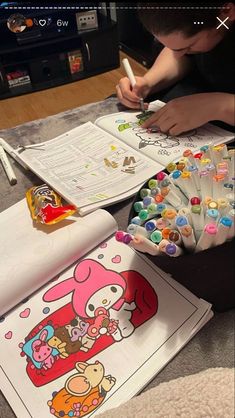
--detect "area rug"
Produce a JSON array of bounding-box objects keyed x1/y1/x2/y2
[{"x1": 97, "y1": 368, "x2": 234, "y2": 418}]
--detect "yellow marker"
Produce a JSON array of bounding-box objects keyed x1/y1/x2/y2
[{"x1": 166, "y1": 162, "x2": 177, "y2": 173}]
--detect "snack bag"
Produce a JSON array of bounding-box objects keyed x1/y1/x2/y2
[{"x1": 26, "y1": 184, "x2": 76, "y2": 225}]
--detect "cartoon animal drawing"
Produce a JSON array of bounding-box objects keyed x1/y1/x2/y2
[
  {"x1": 47, "y1": 360, "x2": 116, "y2": 417},
  {"x1": 43, "y1": 259, "x2": 135, "y2": 340},
  {"x1": 31, "y1": 329, "x2": 55, "y2": 370},
  {"x1": 86, "y1": 307, "x2": 119, "y2": 338},
  {"x1": 22, "y1": 269, "x2": 158, "y2": 387},
  {"x1": 65, "y1": 316, "x2": 89, "y2": 342},
  {"x1": 47, "y1": 336, "x2": 69, "y2": 359},
  {"x1": 54, "y1": 326, "x2": 82, "y2": 355},
  {"x1": 133, "y1": 127, "x2": 181, "y2": 149}
]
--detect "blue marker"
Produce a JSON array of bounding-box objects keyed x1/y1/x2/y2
[
  {"x1": 143, "y1": 196, "x2": 155, "y2": 207},
  {"x1": 205, "y1": 208, "x2": 219, "y2": 224},
  {"x1": 175, "y1": 215, "x2": 189, "y2": 230},
  {"x1": 145, "y1": 219, "x2": 158, "y2": 232},
  {"x1": 130, "y1": 216, "x2": 142, "y2": 225},
  {"x1": 156, "y1": 203, "x2": 166, "y2": 213}
]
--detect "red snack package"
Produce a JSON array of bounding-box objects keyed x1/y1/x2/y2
[{"x1": 26, "y1": 184, "x2": 76, "y2": 225}]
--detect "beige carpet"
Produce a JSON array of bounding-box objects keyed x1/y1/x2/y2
[{"x1": 97, "y1": 368, "x2": 234, "y2": 418}]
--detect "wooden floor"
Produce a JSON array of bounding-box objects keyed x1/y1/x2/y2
[{"x1": 0, "y1": 52, "x2": 146, "y2": 130}]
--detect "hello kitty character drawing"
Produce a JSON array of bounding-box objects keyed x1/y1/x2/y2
[{"x1": 43, "y1": 259, "x2": 136, "y2": 342}]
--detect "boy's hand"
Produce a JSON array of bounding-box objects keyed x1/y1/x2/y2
[
  {"x1": 142, "y1": 93, "x2": 219, "y2": 135},
  {"x1": 116, "y1": 76, "x2": 151, "y2": 109}
]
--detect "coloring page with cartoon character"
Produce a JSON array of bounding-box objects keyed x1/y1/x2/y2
[
  {"x1": 95, "y1": 99, "x2": 234, "y2": 167},
  {"x1": 0, "y1": 199, "x2": 118, "y2": 317},
  {"x1": 0, "y1": 235, "x2": 212, "y2": 418}
]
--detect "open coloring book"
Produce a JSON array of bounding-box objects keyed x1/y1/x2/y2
[
  {"x1": 4, "y1": 100, "x2": 234, "y2": 215},
  {"x1": 0, "y1": 198, "x2": 213, "y2": 418}
]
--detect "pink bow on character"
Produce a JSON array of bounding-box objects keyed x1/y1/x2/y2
[
  {"x1": 34, "y1": 341, "x2": 46, "y2": 352},
  {"x1": 73, "y1": 402, "x2": 81, "y2": 416}
]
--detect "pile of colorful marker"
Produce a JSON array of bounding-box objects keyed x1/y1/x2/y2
[{"x1": 115, "y1": 143, "x2": 235, "y2": 257}]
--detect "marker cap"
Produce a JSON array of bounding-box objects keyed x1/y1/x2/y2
[
  {"x1": 219, "y1": 217, "x2": 232, "y2": 227},
  {"x1": 156, "y1": 203, "x2": 166, "y2": 213},
  {"x1": 148, "y1": 178, "x2": 158, "y2": 189},
  {"x1": 162, "y1": 208, "x2": 177, "y2": 219},
  {"x1": 156, "y1": 172, "x2": 166, "y2": 182},
  {"x1": 171, "y1": 170, "x2": 182, "y2": 180},
  {"x1": 155, "y1": 194, "x2": 164, "y2": 203},
  {"x1": 162, "y1": 227, "x2": 171, "y2": 239},
  {"x1": 201, "y1": 158, "x2": 211, "y2": 166},
  {"x1": 204, "y1": 223, "x2": 218, "y2": 235},
  {"x1": 177, "y1": 162, "x2": 185, "y2": 171},
  {"x1": 183, "y1": 149, "x2": 193, "y2": 158},
  {"x1": 147, "y1": 203, "x2": 158, "y2": 214},
  {"x1": 166, "y1": 162, "x2": 177, "y2": 173},
  {"x1": 207, "y1": 208, "x2": 219, "y2": 219},
  {"x1": 139, "y1": 209, "x2": 149, "y2": 220},
  {"x1": 180, "y1": 225, "x2": 193, "y2": 237},
  {"x1": 188, "y1": 165, "x2": 198, "y2": 173},
  {"x1": 123, "y1": 233, "x2": 133, "y2": 244},
  {"x1": 194, "y1": 152, "x2": 203, "y2": 160},
  {"x1": 190, "y1": 197, "x2": 201, "y2": 205},
  {"x1": 181, "y1": 171, "x2": 190, "y2": 179},
  {"x1": 150, "y1": 230, "x2": 162, "y2": 243},
  {"x1": 208, "y1": 200, "x2": 218, "y2": 210},
  {"x1": 176, "y1": 215, "x2": 188, "y2": 228},
  {"x1": 165, "y1": 243, "x2": 177, "y2": 255},
  {"x1": 115, "y1": 231, "x2": 125, "y2": 241},
  {"x1": 145, "y1": 220, "x2": 156, "y2": 232},
  {"x1": 169, "y1": 230, "x2": 180, "y2": 242},
  {"x1": 161, "y1": 178, "x2": 170, "y2": 187},
  {"x1": 200, "y1": 145, "x2": 209, "y2": 152},
  {"x1": 213, "y1": 174, "x2": 225, "y2": 182},
  {"x1": 217, "y1": 197, "x2": 228, "y2": 208},
  {"x1": 191, "y1": 204, "x2": 202, "y2": 214}
]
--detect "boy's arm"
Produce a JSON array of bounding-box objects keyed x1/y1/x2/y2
[
  {"x1": 143, "y1": 47, "x2": 193, "y2": 92},
  {"x1": 116, "y1": 47, "x2": 193, "y2": 109},
  {"x1": 216, "y1": 93, "x2": 235, "y2": 126},
  {"x1": 142, "y1": 92, "x2": 235, "y2": 135}
]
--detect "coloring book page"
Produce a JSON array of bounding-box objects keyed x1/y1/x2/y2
[
  {"x1": 0, "y1": 199, "x2": 117, "y2": 316},
  {"x1": 95, "y1": 100, "x2": 234, "y2": 167},
  {"x1": 0, "y1": 236, "x2": 212, "y2": 418},
  {"x1": 14, "y1": 122, "x2": 162, "y2": 213}
]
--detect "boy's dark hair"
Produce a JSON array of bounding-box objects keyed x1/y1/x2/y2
[{"x1": 137, "y1": 2, "x2": 230, "y2": 37}]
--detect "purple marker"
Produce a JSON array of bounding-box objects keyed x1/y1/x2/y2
[
  {"x1": 165, "y1": 243, "x2": 183, "y2": 257},
  {"x1": 123, "y1": 233, "x2": 133, "y2": 244}
]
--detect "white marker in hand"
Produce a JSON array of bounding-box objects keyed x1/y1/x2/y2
[{"x1": 122, "y1": 58, "x2": 145, "y2": 112}]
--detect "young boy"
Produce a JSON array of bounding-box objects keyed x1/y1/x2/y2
[{"x1": 116, "y1": 2, "x2": 235, "y2": 135}]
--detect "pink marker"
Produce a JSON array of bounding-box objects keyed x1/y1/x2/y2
[{"x1": 195, "y1": 223, "x2": 218, "y2": 252}]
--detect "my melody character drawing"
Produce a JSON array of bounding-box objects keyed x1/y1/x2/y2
[
  {"x1": 21, "y1": 259, "x2": 158, "y2": 386},
  {"x1": 47, "y1": 360, "x2": 116, "y2": 417}
]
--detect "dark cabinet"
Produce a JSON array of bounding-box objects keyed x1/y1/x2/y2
[
  {"x1": 81, "y1": 24, "x2": 119, "y2": 72},
  {"x1": 0, "y1": 10, "x2": 119, "y2": 99}
]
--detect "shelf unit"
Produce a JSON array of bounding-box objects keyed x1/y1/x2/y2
[{"x1": 0, "y1": 4, "x2": 119, "y2": 99}]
